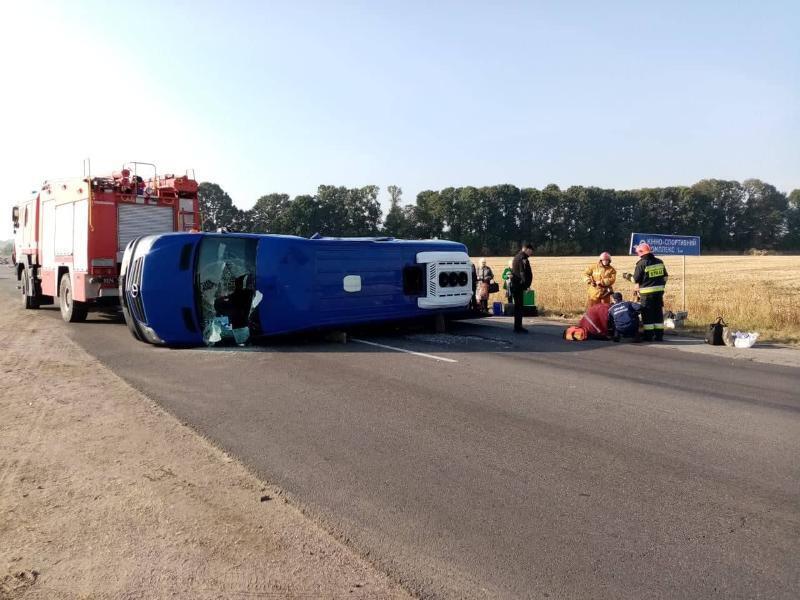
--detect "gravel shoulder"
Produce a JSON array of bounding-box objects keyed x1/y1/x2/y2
[{"x1": 0, "y1": 267, "x2": 411, "y2": 600}]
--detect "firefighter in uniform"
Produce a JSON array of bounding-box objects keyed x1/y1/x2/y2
[
  {"x1": 582, "y1": 251, "x2": 616, "y2": 308},
  {"x1": 632, "y1": 242, "x2": 668, "y2": 341}
]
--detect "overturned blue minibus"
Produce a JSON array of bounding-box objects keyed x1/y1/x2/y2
[{"x1": 120, "y1": 232, "x2": 472, "y2": 346}]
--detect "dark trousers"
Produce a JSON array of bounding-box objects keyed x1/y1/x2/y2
[
  {"x1": 612, "y1": 323, "x2": 640, "y2": 340},
  {"x1": 640, "y1": 293, "x2": 664, "y2": 340},
  {"x1": 512, "y1": 286, "x2": 525, "y2": 330}
]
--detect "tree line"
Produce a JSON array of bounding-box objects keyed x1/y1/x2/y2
[{"x1": 198, "y1": 180, "x2": 800, "y2": 255}]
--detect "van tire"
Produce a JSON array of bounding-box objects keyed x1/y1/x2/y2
[
  {"x1": 59, "y1": 275, "x2": 88, "y2": 323},
  {"x1": 21, "y1": 268, "x2": 40, "y2": 310}
]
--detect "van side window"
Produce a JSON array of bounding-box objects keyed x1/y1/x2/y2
[{"x1": 403, "y1": 266, "x2": 425, "y2": 295}]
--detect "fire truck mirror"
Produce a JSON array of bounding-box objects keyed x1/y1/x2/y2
[{"x1": 11, "y1": 206, "x2": 19, "y2": 230}]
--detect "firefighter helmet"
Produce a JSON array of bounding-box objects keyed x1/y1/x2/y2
[
  {"x1": 635, "y1": 242, "x2": 652, "y2": 256},
  {"x1": 599, "y1": 251, "x2": 611, "y2": 262}
]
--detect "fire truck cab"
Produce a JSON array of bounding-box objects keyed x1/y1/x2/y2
[{"x1": 12, "y1": 162, "x2": 200, "y2": 322}]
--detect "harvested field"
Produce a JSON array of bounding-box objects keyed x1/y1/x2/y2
[{"x1": 476, "y1": 256, "x2": 800, "y2": 344}]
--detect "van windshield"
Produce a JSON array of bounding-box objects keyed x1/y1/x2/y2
[{"x1": 194, "y1": 236, "x2": 260, "y2": 345}]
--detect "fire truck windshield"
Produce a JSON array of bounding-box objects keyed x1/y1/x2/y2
[{"x1": 194, "y1": 236, "x2": 260, "y2": 345}]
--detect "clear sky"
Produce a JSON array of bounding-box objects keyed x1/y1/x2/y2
[{"x1": 2, "y1": 0, "x2": 798, "y2": 240}]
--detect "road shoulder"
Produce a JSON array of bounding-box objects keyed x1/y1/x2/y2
[{"x1": 0, "y1": 278, "x2": 411, "y2": 600}]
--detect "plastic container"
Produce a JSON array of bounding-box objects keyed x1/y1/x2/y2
[{"x1": 523, "y1": 290, "x2": 536, "y2": 306}]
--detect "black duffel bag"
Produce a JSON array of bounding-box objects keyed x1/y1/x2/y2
[
  {"x1": 488, "y1": 282, "x2": 500, "y2": 293},
  {"x1": 705, "y1": 316, "x2": 727, "y2": 345}
]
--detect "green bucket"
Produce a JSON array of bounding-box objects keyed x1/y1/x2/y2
[{"x1": 523, "y1": 289, "x2": 536, "y2": 306}]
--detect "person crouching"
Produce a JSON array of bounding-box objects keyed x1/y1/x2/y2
[{"x1": 607, "y1": 292, "x2": 642, "y2": 343}]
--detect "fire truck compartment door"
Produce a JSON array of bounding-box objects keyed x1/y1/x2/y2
[
  {"x1": 118, "y1": 204, "x2": 175, "y2": 251},
  {"x1": 73, "y1": 200, "x2": 88, "y2": 271},
  {"x1": 54, "y1": 202, "x2": 74, "y2": 256},
  {"x1": 42, "y1": 200, "x2": 55, "y2": 263}
]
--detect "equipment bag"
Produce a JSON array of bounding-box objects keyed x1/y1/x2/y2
[
  {"x1": 705, "y1": 317, "x2": 727, "y2": 346},
  {"x1": 488, "y1": 282, "x2": 500, "y2": 293},
  {"x1": 563, "y1": 326, "x2": 588, "y2": 341}
]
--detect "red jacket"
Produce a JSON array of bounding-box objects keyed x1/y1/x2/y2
[{"x1": 579, "y1": 303, "x2": 611, "y2": 337}]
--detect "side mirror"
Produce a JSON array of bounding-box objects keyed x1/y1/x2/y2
[{"x1": 11, "y1": 206, "x2": 19, "y2": 231}]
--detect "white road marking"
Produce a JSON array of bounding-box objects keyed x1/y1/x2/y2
[{"x1": 351, "y1": 338, "x2": 458, "y2": 363}]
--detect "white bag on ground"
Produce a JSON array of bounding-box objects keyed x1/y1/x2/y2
[
  {"x1": 733, "y1": 331, "x2": 759, "y2": 348},
  {"x1": 722, "y1": 326, "x2": 735, "y2": 347}
]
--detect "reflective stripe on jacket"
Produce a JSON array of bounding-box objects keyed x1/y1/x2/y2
[
  {"x1": 633, "y1": 254, "x2": 667, "y2": 295},
  {"x1": 578, "y1": 303, "x2": 611, "y2": 336}
]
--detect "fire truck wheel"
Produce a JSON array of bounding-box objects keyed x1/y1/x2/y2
[
  {"x1": 59, "y1": 275, "x2": 88, "y2": 323},
  {"x1": 21, "y1": 268, "x2": 40, "y2": 310}
]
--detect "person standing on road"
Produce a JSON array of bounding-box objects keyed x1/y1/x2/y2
[
  {"x1": 510, "y1": 244, "x2": 534, "y2": 333},
  {"x1": 470, "y1": 262, "x2": 478, "y2": 311},
  {"x1": 607, "y1": 292, "x2": 642, "y2": 342},
  {"x1": 633, "y1": 242, "x2": 668, "y2": 341},
  {"x1": 476, "y1": 258, "x2": 495, "y2": 312},
  {"x1": 582, "y1": 252, "x2": 616, "y2": 308},
  {"x1": 502, "y1": 258, "x2": 513, "y2": 302}
]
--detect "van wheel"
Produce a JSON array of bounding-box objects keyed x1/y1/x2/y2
[
  {"x1": 21, "y1": 268, "x2": 40, "y2": 310},
  {"x1": 59, "y1": 275, "x2": 88, "y2": 323}
]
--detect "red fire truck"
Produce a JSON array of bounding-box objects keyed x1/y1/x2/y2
[{"x1": 12, "y1": 162, "x2": 200, "y2": 322}]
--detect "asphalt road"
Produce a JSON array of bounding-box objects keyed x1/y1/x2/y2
[{"x1": 4, "y1": 274, "x2": 799, "y2": 599}]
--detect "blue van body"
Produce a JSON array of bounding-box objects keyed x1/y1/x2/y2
[{"x1": 120, "y1": 232, "x2": 472, "y2": 346}]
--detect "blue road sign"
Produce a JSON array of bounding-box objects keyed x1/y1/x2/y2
[{"x1": 629, "y1": 233, "x2": 701, "y2": 256}]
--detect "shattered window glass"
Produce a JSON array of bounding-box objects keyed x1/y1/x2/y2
[{"x1": 194, "y1": 236, "x2": 261, "y2": 346}]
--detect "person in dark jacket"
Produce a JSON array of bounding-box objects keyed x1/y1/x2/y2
[
  {"x1": 510, "y1": 243, "x2": 534, "y2": 333},
  {"x1": 632, "y1": 242, "x2": 668, "y2": 341},
  {"x1": 470, "y1": 262, "x2": 478, "y2": 311},
  {"x1": 607, "y1": 292, "x2": 642, "y2": 342}
]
